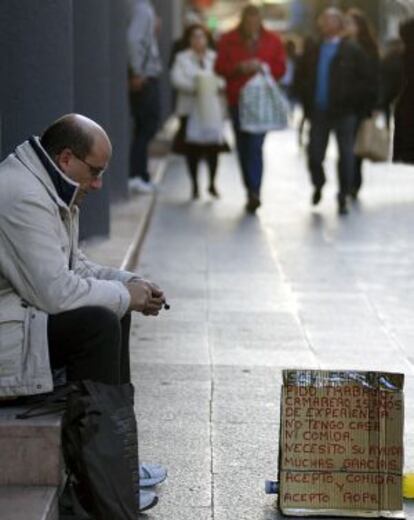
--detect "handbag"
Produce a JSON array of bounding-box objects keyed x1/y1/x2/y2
[
  {"x1": 61, "y1": 381, "x2": 140, "y2": 520},
  {"x1": 16, "y1": 380, "x2": 139, "y2": 520},
  {"x1": 17, "y1": 381, "x2": 140, "y2": 519},
  {"x1": 239, "y1": 68, "x2": 289, "y2": 134},
  {"x1": 354, "y1": 117, "x2": 390, "y2": 162},
  {"x1": 186, "y1": 72, "x2": 225, "y2": 144}
]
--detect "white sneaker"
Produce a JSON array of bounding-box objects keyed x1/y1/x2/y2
[
  {"x1": 139, "y1": 490, "x2": 158, "y2": 512},
  {"x1": 129, "y1": 177, "x2": 155, "y2": 194},
  {"x1": 139, "y1": 463, "x2": 168, "y2": 487}
]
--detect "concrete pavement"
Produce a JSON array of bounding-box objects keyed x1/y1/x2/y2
[{"x1": 88, "y1": 126, "x2": 414, "y2": 519}]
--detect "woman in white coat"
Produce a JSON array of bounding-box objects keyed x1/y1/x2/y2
[{"x1": 171, "y1": 24, "x2": 229, "y2": 199}]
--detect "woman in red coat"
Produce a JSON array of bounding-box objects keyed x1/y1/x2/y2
[{"x1": 215, "y1": 5, "x2": 285, "y2": 213}]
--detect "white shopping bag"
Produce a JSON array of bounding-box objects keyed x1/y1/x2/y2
[
  {"x1": 186, "y1": 72, "x2": 225, "y2": 144},
  {"x1": 239, "y1": 70, "x2": 289, "y2": 134}
]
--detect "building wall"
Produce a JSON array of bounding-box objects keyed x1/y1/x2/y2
[
  {"x1": 0, "y1": 1, "x2": 74, "y2": 158},
  {"x1": 0, "y1": 0, "x2": 179, "y2": 240},
  {"x1": 109, "y1": 1, "x2": 131, "y2": 204},
  {"x1": 73, "y1": 0, "x2": 112, "y2": 239}
]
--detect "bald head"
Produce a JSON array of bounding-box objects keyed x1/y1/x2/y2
[
  {"x1": 318, "y1": 7, "x2": 344, "y2": 39},
  {"x1": 41, "y1": 113, "x2": 111, "y2": 161}
]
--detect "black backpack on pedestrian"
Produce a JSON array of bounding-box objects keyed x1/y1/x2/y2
[{"x1": 60, "y1": 380, "x2": 140, "y2": 520}]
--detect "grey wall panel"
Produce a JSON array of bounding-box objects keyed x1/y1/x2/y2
[
  {"x1": 0, "y1": 0, "x2": 74, "y2": 157},
  {"x1": 0, "y1": 0, "x2": 181, "y2": 240},
  {"x1": 108, "y1": 0, "x2": 130, "y2": 202},
  {"x1": 153, "y1": 0, "x2": 175, "y2": 119},
  {"x1": 73, "y1": 0, "x2": 111, "y2": 239}
]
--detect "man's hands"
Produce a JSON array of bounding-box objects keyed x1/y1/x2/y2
[
  {"x1": 236, "y1": 59, "x2": 262, "y2": 76},
  {"x1": 126, "y1": 279, "x2": 166, "y2": 316},
  {"x1": 142, "y1": 282, "x2": 166, "y2": 316},
  {"x1": 129, "y1": 75, "x2": 147, "y2": 92}
]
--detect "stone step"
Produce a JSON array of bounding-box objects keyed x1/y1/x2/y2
[
  {"x1": 0, "y1": 486, "x2": 58, "y2": 520},
  {"x1": 0, "y1": 404, "x2": 63, "y2": 486}
]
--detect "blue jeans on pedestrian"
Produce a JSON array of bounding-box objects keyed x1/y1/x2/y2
[
  {"x1": 129, "y1": 78, "x2": 161, "y2": 182},
  {"x1": 230, "y1": 107, "x2": 266, "y2": 197},
  {"x1": 307, "y1": 110, "x2": 357, "y2": 199}
]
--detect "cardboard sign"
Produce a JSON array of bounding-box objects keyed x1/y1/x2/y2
[{"x1": 278, "y1": 370, "x2": 404, "y2": 518}]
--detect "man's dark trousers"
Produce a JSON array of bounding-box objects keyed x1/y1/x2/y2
[
  {"x1": 307, "y1": 110, "x2": 357, "y2": 199},
  {"x1": 48, "y1": 307, "x2": 131, "y2": 385},
  {"x1": 129, "y1": 78, "x2": 161, "y2": 182}
]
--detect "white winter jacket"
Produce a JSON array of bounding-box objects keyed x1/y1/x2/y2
[
  {"x1": 0, "y1": 138, "x2": 135, "y2": 397},
  {"x1": 170, "y1": 48, "x2": 226, "y2": 116}
]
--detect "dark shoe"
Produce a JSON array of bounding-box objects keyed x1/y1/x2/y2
[
  {"x1": 246, "y1": 193, "x2": 261, "y2": 214},
  {"x1": 338, "y1": 196, "x2": 348, "y2": 215},
  {"x1": 312, "y1": 187, "x2": 322, "y2": 206},
  {"x1": 208, "y1": 185, "x2": 220, "y2": 198},
  {"x1": 349, "y1": 187, "x2": 359, "y2": 200}
]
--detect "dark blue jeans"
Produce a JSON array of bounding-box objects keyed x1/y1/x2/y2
[
  {"x1": 307, "y1": 110, "x2": 357, "y2": 198},
  {"x1": 129, "y1": 78, "x2": 161, "y2": 181},
  {"x1": 230, "y1": 107, "x2": 266, "y2": 197}
]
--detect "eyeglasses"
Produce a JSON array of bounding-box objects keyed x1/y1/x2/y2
[{"x1": 71, "y1": 151, "x2": 106, "y2": 179}]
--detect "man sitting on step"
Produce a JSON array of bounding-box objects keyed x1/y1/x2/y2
[{"x1": 0, "y1": 113, "x2": 166, "y2": 512}]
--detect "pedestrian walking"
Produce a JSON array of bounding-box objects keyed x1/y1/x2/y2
[
  {"x1": 393, "y1": 18, "x2": 414, "y2": 165},
  {"x1": 127, "y1": 0, "x2": 162, "y2": 194},
  {"x1": 280, "y1": 39, "x2": 298, "y2": 114},
  {"x1": 380, "y1": 39, "x2": 404, "y2": 129},
  {"x1": 168, "y1": 11, "x2": 215, "y2": 69},
  {"x1": 171, "y1": 24, "x2": 229, "y2": 199},
  {"x1": 215, "y1": 5, "x2": 286, "y2": 213},
  {"x1": 345, "y1": 8, "x2": 380, "y2": 199},
  {"x1": 296, "y1": 8, "x2": 371, "y2": 215},
  {"x1": 293, "y1": 36, "x2": 316, "y2": 148}
]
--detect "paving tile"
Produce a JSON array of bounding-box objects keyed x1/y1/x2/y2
[
  {"x1": 212, "y1": 423, "x2": 279, "y2": 473},
  {"x1": 136, "y1": 363, "x2": 212, "y2": 383},
  {"x1": 144, "y1": 505, "x2": 212, "y2": 520},
  {"x1": 131, "y1": 333, "x2": 210, "y2": 365},
  {"x1": 208, "y1": 312, "x2": 305, "y2": 343},
  {"x1": 138, "y1": 418, "x2": 211, "y2": 461},
  {"x1": 213, "y1": 397, "x2": 279, "y2": 425},
  {"x1": 211, "y1": 344, "x2": 316, "y2": 368}
]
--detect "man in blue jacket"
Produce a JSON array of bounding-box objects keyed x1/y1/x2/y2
[{"x1": 296, "y1": 8, "x2": 371, "y2": 215}]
